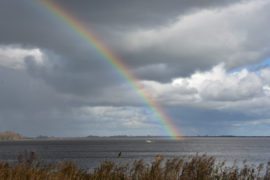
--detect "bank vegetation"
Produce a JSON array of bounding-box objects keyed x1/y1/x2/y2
[{"x1": 1, "y1": 151, "x2": 270, "y2": 179}]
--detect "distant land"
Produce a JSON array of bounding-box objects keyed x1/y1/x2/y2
[
  {"x1": 0, "y1": 131, "x2": 24, "y2": 141},
  {"x1": 1, "y1": 131, "x2": 270, "y2": 141}
]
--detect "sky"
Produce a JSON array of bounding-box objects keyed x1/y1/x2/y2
[{"x1": 1, "y1": 0, "x2": 270, "y2": 137}]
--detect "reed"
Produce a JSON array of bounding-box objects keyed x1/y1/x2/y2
[{"x1": 1, "y1": 151, "x2": 270, "y2": 179}]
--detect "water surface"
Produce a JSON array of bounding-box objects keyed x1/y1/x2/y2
[{"x1": 0, "y1": 137, "x2": 269, "y2": 169}]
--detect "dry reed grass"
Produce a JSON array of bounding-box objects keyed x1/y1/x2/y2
[{"x1": 1, "y1": 151, "x2": 270, "y2": 179}]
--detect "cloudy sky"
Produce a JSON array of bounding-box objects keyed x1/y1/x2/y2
[{"x1": 1, "y1": 0, "x2": 270, "y2": 137}]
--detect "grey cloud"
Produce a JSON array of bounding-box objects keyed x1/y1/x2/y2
[
  {"x1": 256, "y1": 64, "x2": 270, "y2": 71},
  {"x1": 1, "y1": 0, "x2": 270, "y2": 137},
  {"x1": 0, "y1": 54, "x2": 270, "y2": 137},
  {"x1": 0, "y1": 65, "x2": 77, "y2": 136},
  {"x1": 52, "y1": 0, "x2": 242, "y2": 28},
  {"x1": 23, "y1": 51, "x2": 126, "y2": 96},
  {"x1": 169, "y1": 107, "x2": 270, "y2": 136},
  {"x1": 0, "y1": 66, "x2": 66, "y2": 112},
  {"x1": 0, "y1": 0, "x2": 246, "y2": 84},
  {"x1": 0, "y1": 64, "x2": 158, "y2": 136},
  {"x1": 112, "y1": 0, "x2": 270, "y2": 81}
]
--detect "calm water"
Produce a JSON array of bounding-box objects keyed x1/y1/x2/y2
[{"x1": 0, "y1": 137, "x2": 270, "y2": 170}]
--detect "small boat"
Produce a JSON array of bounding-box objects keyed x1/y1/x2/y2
[{"x1": 146, "y1": 140, "x2": 152, "y2": 143}]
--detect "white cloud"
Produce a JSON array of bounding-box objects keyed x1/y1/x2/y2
[
  {"x1": 233, "y1": 119, "x2": 270, "y2": 126},
  {"x1": 71, "y1": 106, "x2": 161, "y2": 130},
  {"x1": 260, "y1": 68, "x2": 270, "y2": 84},
  {"x1": 140, "y1": 63, "x2": 270, "y2": 112},
  {"x1": 0, "y1": 46, "x2": 44, "y2": 69}
]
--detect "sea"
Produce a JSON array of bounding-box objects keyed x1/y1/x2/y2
[{"x1": 0, "y1": 137, "x2": 270, "y2": 170}]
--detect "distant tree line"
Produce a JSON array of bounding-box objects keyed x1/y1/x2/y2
[{"x1": 0, "y1": 131, "x2": 24, "y2": 141}]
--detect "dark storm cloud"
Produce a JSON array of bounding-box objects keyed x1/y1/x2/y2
[
  {"x1": 0, "y1": 65, "x2": 71, "y2": 113},
  {"x1": 0, "y1": 65, "x2": 156, "y2": 136},
  {"x1": 0, "y1": 65, "x2": 74, "y2": 136},
  {"x1": 169, "y1": 108, "x2": 270, "y2": 136},
  {"x1": 0, "y1": 0, "x2": 245, "y2": 86},
  {"x1": 106, "y1": 0, "x2": 270, "y2": 81},
  {"x1": 1, "y1": 0, "x2": 270, "y2": 137},
  {"x1": 1, "y1": 0, "x2": 269, "y2": 86},
  {"x1": 23, "y1": 54, "x2": 125, "y2": 96},
  {"x1": 54, "y1": 0, "x2": 241, "y2": 27}
]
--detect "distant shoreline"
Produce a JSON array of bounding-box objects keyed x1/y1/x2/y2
[
  {"x1": 1, "y1": 136, "x2": 270, "y2": 141},
  {"x1": 2, "y1": 131, "x2": 270, "y2": 141}
]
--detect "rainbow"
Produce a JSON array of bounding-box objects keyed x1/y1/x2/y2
[{"x1": 30, "y1": 0, "x2": 183, "y2": 140}]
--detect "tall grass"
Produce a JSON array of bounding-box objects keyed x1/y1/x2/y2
[{"x1": 1, "y1": 151, "x2": 270, "y2": 179}]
